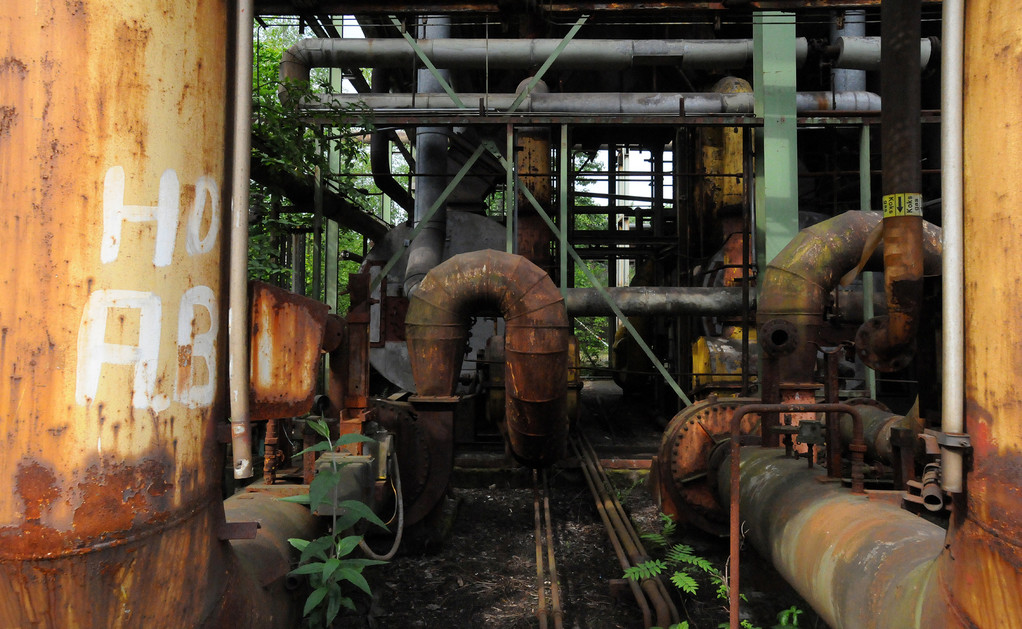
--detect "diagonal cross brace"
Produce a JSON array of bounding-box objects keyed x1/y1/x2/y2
[
  {"x1": 389, "y1": 15, "x2": 467, "y2": 110},
  {"x1": 506, "y1": 15, "x2": 589, "y2": 114},
  {"x1": 369, "y1": 144, "x2": 486, "y2": 292},
  {"x1": 480, "y1": 141, "x2": 692, "y2": 406}
]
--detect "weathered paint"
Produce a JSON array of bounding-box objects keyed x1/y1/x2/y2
[
  {"x1": 944, "y1": 0, "x2": 1022, "y2": 624},
  {"x1": 0, "y1": 2, "x2": 305, "y2": 626},
  {"x1": 249, "y1": 281, "x2": 329, "y2": 421},
  {"x1": 405, "y1": 250, "x2": 569, "y2": 467}
]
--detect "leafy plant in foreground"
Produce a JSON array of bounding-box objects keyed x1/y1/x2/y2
[{"x1": 281, "y1": 418, "x2": 389, "y2": 627}]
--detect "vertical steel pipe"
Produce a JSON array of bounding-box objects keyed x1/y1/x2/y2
[
  {"x1": 403, "y1": 15, "x2": 451, "y2": 296},
  {"x1": 855, "y1": 0, "x2": 925, "y2": 372},
  {"x1": 940, "y1": 0, "x2": 966, "y2": 495},
  {"x1": 229, "y1": 0, "x2": 255, "y2": 480}
]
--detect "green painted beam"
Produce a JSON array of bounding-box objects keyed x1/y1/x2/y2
[{"x1": 753, "y1": 11, "x2": 799, "y2": 275}]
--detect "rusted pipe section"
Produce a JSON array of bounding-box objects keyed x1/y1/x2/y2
[
  {"x1": 718, "y1": 448, "x2": 947, "y2": 629},
  {"x1": 757, "y1": 211, "x2": 940, "y2": 384},
  {"x1": 837, "y1": 403, "x2": 922, "y2": 464},
  {"x1": 405, "y1": 250, "x2": 569, "y2": 466},
  {"x1": 724, "y1": 403, "x2": 864, "y2": 629},
  {"x1": 572, "y1": 435, "x2": 675, "y2": 628},
  {"x1": 855, "y1": 0, "x2": 925, "y2": 373}
]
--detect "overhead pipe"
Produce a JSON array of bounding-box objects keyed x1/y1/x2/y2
[
  {"x1": 940, "y1": 0, "x2": 965, "y2": 494},
  {"x1": 855, "y1": 0, "x2": 925, "y2": 373},
  {"x1": 370, "y1": 69, "x2": 415, "y2": 214},
  {"x1": 279, "y1": 37, "x2": 810, "y2": 83},
  {"x1": 403, "y1": 15, "x2": 451, "y2": 296},
  {"x1": 0, "y1": 1, "x2": 318, "y2": 626},
  {"x1": 564, "y1": 286, "x2": 747, "y2": 316},
  {"x1": 832, "y1": 36, "x2": 935, "y2": 73},
  {"x1": 405, "y1": 250, "x2": 569, "y2": 466},
  {"x1": 306, "y1": 90, "x2": 882, "y2": 115}
]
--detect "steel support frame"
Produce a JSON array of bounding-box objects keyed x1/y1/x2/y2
[{"x1": 753, "y1": 11, "x2": 799, "y2": 276}]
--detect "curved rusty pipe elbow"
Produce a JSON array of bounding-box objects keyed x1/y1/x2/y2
[
  {"x1": 757, "y1": 211, "x2": 940, "y2": 381},
  {"x1": 405, "y1": 250, "x2": 570, "y2": 467}
]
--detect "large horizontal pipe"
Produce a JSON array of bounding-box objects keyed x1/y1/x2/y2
[
  {"x1": 307, "y1": 90, "x2": 881, "y2": 114},
  {"x1": 719, "y1": 449, "x2": 948, "y2": 628},
  {"x1": 281, "y1": 37, "x2": 809, "y2": 79},
  {"x1": 564, "y1": 286, "x2": 748, "y2": 316}
]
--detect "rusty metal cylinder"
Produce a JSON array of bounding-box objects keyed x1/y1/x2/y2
[
  {"x1": 0, "y1": 2, "x2": 291, "y2": 626},
  {"x1": 719, "y1": 449, "x2": 948, "y2": 629},
  {"x1": 943, "y1": 1, "x2": 1022, "y2": 625},
  {"x1": 405, "y1": 250, "x2": 569, "y2": 466}
]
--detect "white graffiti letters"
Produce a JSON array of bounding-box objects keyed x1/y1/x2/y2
[{"x1": 75, "y1": 167, "x2": 220, "y2": 411}]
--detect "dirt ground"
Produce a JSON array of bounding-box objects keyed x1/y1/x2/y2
[{"x1": 350, "y1": 381, "x2": 823, "y2": 629}]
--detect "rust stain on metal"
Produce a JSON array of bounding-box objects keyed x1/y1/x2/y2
[
  {"x1": 249, "y1": 281, "x2": 329, "y2": 421},
  {"x1": 406, "y1": 250, "x2": 569, "y2": 467}
]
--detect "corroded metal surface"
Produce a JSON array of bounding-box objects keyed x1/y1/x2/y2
[
  {"x1": 0, "y1": 0, "x2": 239, "y2": 625},
  {"x1": 405, "y1": 250, "x2": 569, "y2": 467},
  {"x1": 947, "y1": 1, "x2": 1022, "y2": 624},
  {"x1": 720, "y1": 448, "x2": 947, "y2": 629},
  {"x1": 757, "y1": 211, "x2": 941, "y2": 383},
  {"x1": 656, "y1": 397, "x2": 759, "y2": 534},
  {"x1": 249, "y1": 281, "x2": 329, "y2": 421}
]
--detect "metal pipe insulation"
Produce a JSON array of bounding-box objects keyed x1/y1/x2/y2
[
  {"x1": 855, "y1": 0, "x2": 925, "y2": 373},
  {"x1": 229, "y1": 0, "x2": 255, "y2": 480},
  {"x1": 564, "y1": 286, "x2": 747, "y2": 316},
  {"x1": 758, "y1": 211, "x2": 941, "y2": 384},
  {"x1": 403, "y1": 16, "x2": 451, "y2": 296},
  {"x1": 830, "y1": 11, "x2": 867, "y2": 92},
  {"x1": 718, "y1": 449, "x2": 948, "y2": 629},
  {"x1": 305, "y1": 90, "x2": 883, "y2": 115},
  {"x1": 940, "y1": 0, "x2": 965, "y2": 494},
  {"x1": 279, "y1": 37, "x2": 809, "y2": 82},
  {"x1": 405, "y1": 250, "x2": 569, "y2": 467},
  {"x1": 832, "y1": 36, "x2": 935, "y2": 72}
]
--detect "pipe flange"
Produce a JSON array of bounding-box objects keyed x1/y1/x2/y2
[
  {"x1": 855, "y1": 316, "x2": 916, "y2": 372},
  {"x1": 759, "y1": 318, "x2": 799, "y2": 356},
  {"x1": 658, "y1": 397, "x2": 760, "y2": 536}
]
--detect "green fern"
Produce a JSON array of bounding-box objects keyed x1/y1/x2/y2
[
  {"x1": 670, "y1": 571, "x2": 699, "y2": 595},
  {"x1": 623, "y1": 559, "x2": 667, "y2": 580},
  {"x1": 640, "y1": 513, "x2": 677, "y2": 548},
  {"x1": 666, "y1": 544, "x2": 715, "y2": 573}
]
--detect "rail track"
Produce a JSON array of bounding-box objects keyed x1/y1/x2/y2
[{"x1": 528, "y1": 430, "x2": 680, "y2": 629}]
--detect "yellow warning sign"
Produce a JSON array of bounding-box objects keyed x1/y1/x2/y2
[{"x1": 882, "y1": 193, "x2": 923, "y2": 217}]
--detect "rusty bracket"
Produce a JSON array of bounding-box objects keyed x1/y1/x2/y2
[
  {"x1": 924, "y1": 428, "x2": 972, "y2": 451},
  {"x1": 218, "y1": 521, "x2": 261, "y2": 541}
]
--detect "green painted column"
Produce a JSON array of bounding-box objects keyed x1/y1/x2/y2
[{"x1": 753, "y1": 11, "x2": 799, "y2": 275}]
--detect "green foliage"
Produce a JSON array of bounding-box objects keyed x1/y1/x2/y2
[
  {"x1": 249, "y1": 23, "x2": 385, "y2": 307},
  {"x1": 282, "y1": 419, "x2": 388, "y2": 627},
  {"x1": 641, "y1": 512, "x2": 678, "y2": 548},
  {"x1": 623, "y1": 559, "x2": 667, "y2": 581},
  {"x1": 772, "y1": 606, "x2": 803, "y2": 628}
]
